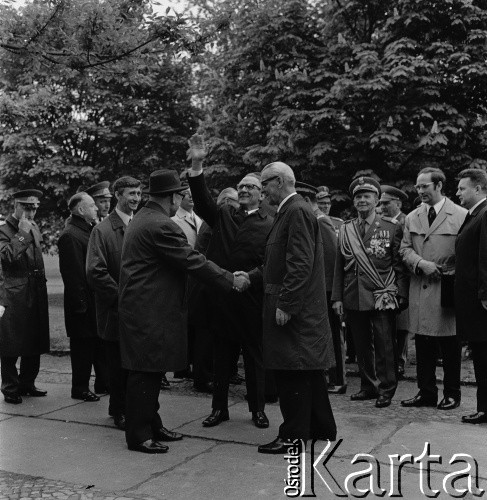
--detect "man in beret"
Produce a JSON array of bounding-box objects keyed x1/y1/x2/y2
[
  {"x1": 295, "y1": 182, "x2": 346, "y2": 394},
  {"x1": 86, "y1": 181, "x2": 112, "y2": 223},
  {"x1": 119, "y1": 169, "x2": 247, "y2": 454},
  {"x1": 0, "y1": 190, "x2": 49, "y2": 404},
  {"x1": 379, "y1": 185, "x2": 410, "y2": 378},
  {"x1": 332, "y1": 177, "x2": 408, "y2": 408}
]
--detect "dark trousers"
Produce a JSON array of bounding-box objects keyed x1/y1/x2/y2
[
  {"x1": 125, "y1": 371, "x2": 163, "y2": 446},
  {"x1": 105, "y1": 340, "x2": 127, "y2": 417},
  {"x1": 470, "y1": 342, "x2": 487, "y2": 412},
  {"x1": 347, "y1": 309, "x2": 397, "y2": 398},
  {"x1": 1, "y1": 355, "x2": 40, "y2": 396},
  {"x1": 327, "y1": 292, "x2": 346, "y2": 386},
  {"x1": 415, "y1": 334, "x2": 461, "y2": 401},
  {"x1": 274, "y1": 369, "x2": 336, "y2": 441},
  {"x1": 396, "y1": 329, "x2": 409, "y2": 372},
  {"x1": 69, "y1": 337, "x2": 108, "y2": 394},
  {"x1": 212, "y1": 293, "x2": 265, "y2": 413}
]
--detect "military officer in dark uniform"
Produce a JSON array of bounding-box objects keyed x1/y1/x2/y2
[
  {"x1": 379, "y1": 185, "x2": 410, "y2": 378},
  {"x1": 86, "y1": 181, "x2": 112, "y2": 223},
  {"x1": 0, "y1": 190, "x2": 49, "y2": 404},
  {"x1": 295, "y1": 182, "x2": 346, "y2": 394},
  {"x1": 316, "y1": 187, "x2": 343, "y2": 235},
  {"x1": 332, "y1": 178, "x2": 408, "y2": 408}
]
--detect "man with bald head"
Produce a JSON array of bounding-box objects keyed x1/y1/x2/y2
[
  {"x1": 247, "y1": 162, "x2": 336, "y2": 453},
  {"x1": 187, "y1": 135, "x2": 273, "y2": 430}
]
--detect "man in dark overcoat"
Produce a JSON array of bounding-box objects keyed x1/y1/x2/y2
[
  {"x1": 119, "y1": 169, "x2": 245, "y2": 454},
  {"x1": 58, "y1": 192, "x2": 104, "y2": 402},
  {"x1": 295, "y1": 182, "x2": 346, "y2": 395},
  {"x1": 246, "y1": 162, "x2": 336, "y2": 454},
  {"x1": 187, "y1": 135, "x2": 273, "y2": 430},
  {"x1": 0, "y1": 190, "x2": 49, "y2": 404},
  {"x1": 455, "y1": 169, "x2": 487, "y2": 424},
  {"x1": 86, "y1": 176, "x2": 141, "y2": 430},
  {"x1": 332, "y1": 178, "x2": 408, "y2": 409}
]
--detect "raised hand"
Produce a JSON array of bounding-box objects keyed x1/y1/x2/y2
[
  {"x1": 233, "y1": 271, "x2": 250, "y2": 292},
  {"x1": 186, "y1": 133, "x2": 208, "y2": 165},
  {"x1": 18, "y1": 211, "x2": 33, "y2": 233}
]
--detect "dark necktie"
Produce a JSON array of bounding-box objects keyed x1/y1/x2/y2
[
  {"x1": 428, "y1": 206, "x2": 436, "y2": 227},
  {"x1": 358, "y1": 219, "x2": 366, "y2": 238}
]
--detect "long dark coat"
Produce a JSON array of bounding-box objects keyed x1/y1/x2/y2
[
  {"x1": 315, "y1": 209, "x2": 337, "y2": 293},
  {"x1": 58, "y1": 215, "x2": 97, "y2": 338},
  {"x1": 118, "y1": 201, "x2": 233, "y2": 373},
  {"x1": 250, "y1": 194, "x2": 333, "y2": 370},
  {"x1": 454, "y1": 199, "x2": 487, "y2": 342},
  {"x1": 0, "y1": 215, "x2": 49, "y2": 356},
  {"x1": 86, "y1": 211, "x2": 125, "y2": 342}
]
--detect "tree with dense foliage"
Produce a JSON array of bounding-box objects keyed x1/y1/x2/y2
[{"x1": 190, "y1": 0, "x2": 487, "y2": 204}]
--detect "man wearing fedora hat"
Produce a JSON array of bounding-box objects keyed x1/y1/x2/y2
[
  {"x1": 332, "y1": 177, "x2": 408, "y2": 408},
  {"x1": 0, "y1": 190, "x2": 50, "y2": 404},
  {"x1": 119, "y1": 169, "x2": 248, "y2": 454}
]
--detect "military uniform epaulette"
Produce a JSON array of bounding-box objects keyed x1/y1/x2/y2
[{"x1": 380, "y1": 216, "x2": 398, "y2": 224}]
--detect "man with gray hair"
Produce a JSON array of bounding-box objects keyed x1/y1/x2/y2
[
  {"x1": 58, "y1": 192, "x2": 102, "y2": 403},
  {"x1": 246, "y1": 161, "x2": 336, "y2": 454}
]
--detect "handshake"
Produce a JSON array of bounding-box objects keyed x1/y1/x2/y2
[{"x1": 232, "y1": 271, "x2": 251, "y2": 292}]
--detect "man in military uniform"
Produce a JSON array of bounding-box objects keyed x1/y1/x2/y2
[
  {"x1": 86, "y1": 181, "x2": 112, "y2": 223},
  {"x1": 0, "y1": 190, "x2": 49, "y2": 404},
  {"x1": 316, "y1": 186, "x2": 343, "y2": 235},
  {"x1": 295, "y1": 182, "x2": 346, "y2": 394},
  {"x1": 379, "y1": 185, "x2": 410, "y2": 378},
  {"x1": 332, "y1": 177, "x2": 408, "y2": 408}
]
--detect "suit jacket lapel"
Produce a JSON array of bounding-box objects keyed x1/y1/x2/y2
[{"x1": 459, "y1": 199, "x2": 487, "y2": 234}]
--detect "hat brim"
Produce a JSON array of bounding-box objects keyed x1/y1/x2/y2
[{"x1": 143, "y1": 184, "x2": 189, "y2": 196}]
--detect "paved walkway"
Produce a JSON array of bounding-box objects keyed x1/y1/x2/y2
[{"x1": 0, "y1": 359, "x2": 486, "y2": 500}]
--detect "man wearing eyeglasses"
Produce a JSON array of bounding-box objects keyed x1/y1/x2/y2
[
  {"x1": 187, "y1": 134, "x2": 273, "y2": 430},
  {"x1": 400, "y1": 167, "x2": 467, "y2": 411}
]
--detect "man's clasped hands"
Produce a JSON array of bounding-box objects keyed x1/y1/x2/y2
[{"x1": 232, "y1": 271, "x2": 250, "y2": 292}]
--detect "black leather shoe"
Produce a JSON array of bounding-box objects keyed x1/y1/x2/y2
[
  {"x1": 351, "y1": 391, "x2": 377, "y2": 401},
  {"x1": 258, "y1": 437, "x2": 298, "y2": 455},
  {"x1": 71, "y1": 390, "x2": 100, "y2": 402},
  {"x1": 252, "y1": 411, "x2": 269, "y2": 428},
  {"x1": 202, "y1": 409, "x2": 229, "y2": 427},
  {"x1": 437, "y1": 397, "x2": 460, "y2": 411},
  {"x1": 462, "y1": 412, "x2": 487, "y2": 424},
  {"x1": 19, "y1": 386, "x2": 47, "y2": 397},
  {"x1": 4, "y1": 394, "x2": 22, "y2": 404},
  {"x1": 328, "y1": 385, "x2": 347, "y2": 395},
  {"x1": 113, "y1": 414, "x2": 126, "y2": 431},
  {"x1": 401, "y1": 394, "x2": 437, "y2": 408},
  {"x1": 154, "y1": 426, "x2": 183, "y2": 441},
  {"x1": 160, "y1": 375, "x2": 171, "y2": 391},
  {"x1": 375, "y1": 395, "x2": 392, "y2": 408},
  {"x1": 193, "y1": 382, "x2": 214, "y2": 394},
  {"x1": 128, "y1": 439, "x2": 169, "y2": 454}
]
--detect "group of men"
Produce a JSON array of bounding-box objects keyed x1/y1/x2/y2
[{"x1": 0, "y1": 135, "x2": 486, "y2": 456}]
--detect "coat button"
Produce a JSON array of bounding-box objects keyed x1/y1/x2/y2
[{"x1": 423, "y1": 285, "x2": 427, "y2": 289}]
